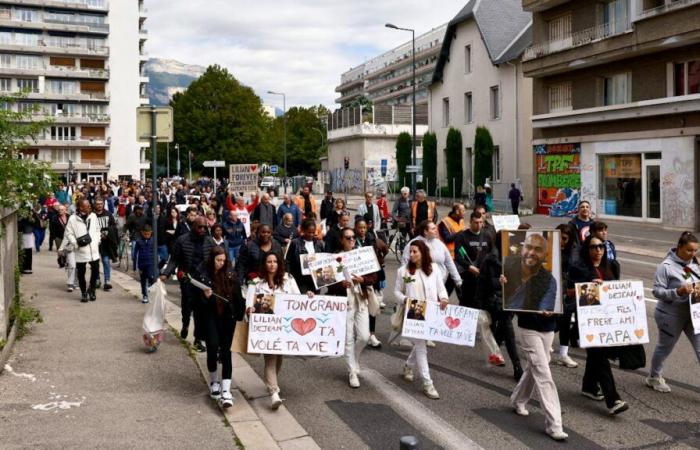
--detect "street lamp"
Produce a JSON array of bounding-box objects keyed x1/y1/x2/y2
[
  {"x1": 386, "y1": 23, "x2": 417, "y2": 194},
  {"x1": 267, "y1": 90, "x2": 287, "y2": 193},
  {"x1": 175, "y1": 143, "x2": 180, "y2": 177}
]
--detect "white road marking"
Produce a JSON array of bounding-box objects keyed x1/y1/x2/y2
[
  {"x1": 3, "y1": 364, "x2": 36, "y2": 382},
  {"x1": 361, "y1": 368, "x2": 483, "y2": 450}
]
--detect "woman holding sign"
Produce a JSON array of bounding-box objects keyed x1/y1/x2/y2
[
  {"x1": 394, "y1": 240, "x2": 449, "y2": 399},
  {"x1": 647, "y1": 231, "x2": 700, "y2": 393},
  {"x1": 568, "y1": 235, "x2": 629, "y2": 416}
]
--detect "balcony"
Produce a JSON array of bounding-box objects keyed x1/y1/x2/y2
[
  {"x1": 5, "y1": 0, "x2": 109, "y2": 12},
  {"x1": 26, "y1": 91, "x2": 108, "y2": 102},
  {"x1": 139, "y1": 29, "x2": 148, "y2": 41},
  {"x1": 524, "y1": 21, "x2": 632, "y2": 61},
  {"x1": 0, "y1": 17, "x2": 108, "y2": 35},
  {"x1": 365, "y1": 63, "x2": 436, "y2": 94},
  {"x1": 635, "y1": 0, "x2": 700, "y2": 21},
  {"x1": 32, "y1": 136, "x2": 108, "y2": 147},
  {"x1": 0, "y1": 64, "x2": 108, "y2": 79},
  {"x1": 24, "y1": 113, "x2": 110, "y2": 124},
  {"x1": 0, "y1": 39, "x2": 108, "y2": 56},
  {"x1": 335, "y1": 77, "x2": 364, "y2": 93}
]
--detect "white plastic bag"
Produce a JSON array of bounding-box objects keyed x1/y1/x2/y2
[{"x1": 142, "y1": 280, "x2": 167, "y2": 352}]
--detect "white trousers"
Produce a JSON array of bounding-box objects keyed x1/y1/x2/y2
[
  {"x1": 345, "y1": 294, "x2": 370, "y2": 375},
  {"x1": 478, "y1": 310, "x2": 502, "y2": 356},
  {"x1": 510, "y1": 329, "x2": 563, "y2": 434},
  {"x1": 406, "y1": 339, "x2": 432, "y2": 385},
  {"x1": 65, "y1": 250, "x2": 76, "y2": 287}
]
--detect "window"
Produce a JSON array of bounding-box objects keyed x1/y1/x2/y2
[
  {"x1": 0, "y1": 78, "x2": 10, "y2": 91},
  {"x1": 603, "y1": 0, "x2": 630, "y2": 35},
  {"x1": 549, "y1": 82, "x2": 572, "y2": 112},
  {"x1": 50, "y1": 126, "x2": 76, "y2": 141},
  {"x1": 464, "y1": 45, "x2": 471, "y2": 74},
  {"x1": 18, "y1": 102, "x2": 35, "y2": 114},
  {"x1": 548, "y1": 13, "x2": 572, "y2": 42},
  {"x1": 15, "y1": 33, "x2": 38, "y2": 46},
  {"x1": 493, "y1": 146, "x2": 501, "y2": 181},
  {"x1": 598, "y1": 154, "x2": 642, "y2": 217},
  {"x1": 465, "y1": 147, "x2": 473, "y2": 187},
  {"x1": 674, "y1": 60, "x2": 700, "y2": 96},
  {"x1": 50, "y1": 149, "x2": 78, "y2": 164},
  {"x1": 604, "y1": 73, "x2": 630, "y2": 105},
  {"x1": 0, "y1": 7, "x2": 10, "y2": 19},
  {"x1": 0, "y1": 54, "x2": 11, "y2": 68},
  {"x1": 46, "y1": 80, "x2": 78, "y2": 94},
  {"x1": 490, "y1": 86, "x2": 500, "y2": 120},
  {"x1": 442, "y1": 97, "x2": 450, "y2": 127},
  {"x1": 464, "y1": 92, "x2": 473, "y2": 123},
  {"x1": 16, "y1": 55, "x2": 41, "y2": 69},
  {"x1": 17, "y1": 78, "x2": 38, "y2": 93},
  {"x1": 14, "y1": 8, "x2": 37, "y2": 22}
]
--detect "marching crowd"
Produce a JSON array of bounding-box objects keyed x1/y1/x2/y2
[{"x1": 21, "y1": 177, "x2": 700, "y2": 441}]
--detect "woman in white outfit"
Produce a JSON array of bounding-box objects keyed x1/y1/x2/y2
[
  {"x1": 395, "y1": 239, "x2": 449, "y2": 399},
  {"x1": 64, "y1": 199, "x2": 102, "y2": 302},
  {"x1": 401, "y1": 220, "x2": 462, "y2": 290}
]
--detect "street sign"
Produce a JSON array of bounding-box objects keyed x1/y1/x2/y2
[
  {"x1": 203, "y1": 160, "x2": 226, "y2": 168},
  {"x1": 136, "y1": 106, "x2": 173, "y2": 142},
  {"x1": 270, "y1": 165, "x2": 278, "y2": 174},
  {"x1": 406, "y1": 165, "x2": 421, "y2": 173},
  {"x1": 229, "y1": 164, "x2": 259, "y2": 194}
]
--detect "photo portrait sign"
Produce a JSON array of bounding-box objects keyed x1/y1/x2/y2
[
  {"x1": 305, "y1": 247, "x2": 380, "y2": 290},
  {"x1": 246, "y1": 289, "x2": 347, "y2": 356},
  {"x1": 401, "y1": 299, "x2": 479, "y2": 347},
  {"x1": 689, "y1": 284, "x2": 700, "y2": 335},
  {"x1": 575, "y1": 280, "x2": 649, "y2": 348},
  {"x1": 502, "y1": 230, "x2": 562, "y2": 313}
]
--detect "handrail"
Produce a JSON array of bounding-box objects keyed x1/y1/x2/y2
[{"x1": 524, "y1": 20, "x2": 632, "y2": 61}]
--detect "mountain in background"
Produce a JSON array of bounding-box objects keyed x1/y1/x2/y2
[{"x1": 144, "y1": 58, "x2": 206, "y2": 106}]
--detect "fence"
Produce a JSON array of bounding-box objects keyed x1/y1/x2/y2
[
  {"x1": 0, "y1": 208, "x2": 18, "y2": 339},
  {"x1": 327, "y1": 104, "x2": 428, "y2": 131}
]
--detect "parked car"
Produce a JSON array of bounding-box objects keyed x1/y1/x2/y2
[{"x1": 260, "y1": 176, "x2": 281, "y2": 196}]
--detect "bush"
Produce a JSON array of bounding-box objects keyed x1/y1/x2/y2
[
  {"x1": 474, "y1": 126, "x2": 494, "y2": 188},
  {"x1": 396, "y1": 132, "x2": 412, "y2": 188},
  {"x1": 444, "y1": 128, "x2": 463, "y2": 197},
  {"x1": 422, "y1": 132, "x2": 437, "y2": 195}
]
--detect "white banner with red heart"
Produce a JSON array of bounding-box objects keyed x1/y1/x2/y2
[
  {"x1": 246, "y1": 292, "x2": 348, "y2": 356},
  {"x1": 400, "y1": 299, "x2": 479, "y2": 347},
  {"x1": 576, "y1": 280, "x2": 649, "y2": 348}
]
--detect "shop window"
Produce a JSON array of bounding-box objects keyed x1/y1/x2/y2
[{"x1": 598, "y1": 154, "x2": 642, "y2": 217}]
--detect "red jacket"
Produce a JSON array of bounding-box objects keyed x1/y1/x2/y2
[{"x1": 377, "y1": 197, "x2": 389, "y2": 220}]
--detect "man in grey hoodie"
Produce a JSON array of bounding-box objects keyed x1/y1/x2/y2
[{"x1": 648, "y1": 231, "x2": 700, "y2": 393}]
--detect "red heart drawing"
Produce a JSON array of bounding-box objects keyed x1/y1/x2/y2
[
  {"x1": 445, "y1": 317, "x2": 460, "y2": 330},
  {"x1": 250, "y1": 164, "x2": 257, "y2": 173},
  {"x1": 291, "y1": 318, "x2": 316, "y2": 336}
]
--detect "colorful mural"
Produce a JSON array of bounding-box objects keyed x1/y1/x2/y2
[{"x1": 535, "y1": 143, "x2": 582, "y2": 217}]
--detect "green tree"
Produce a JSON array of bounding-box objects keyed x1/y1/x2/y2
[
  {"x1": 170, "y1": 65, "x2": 270, "y2": 175},
  {"x1": 267, "y1": 105, "x2": 329, "y2": 175},
  {"x1": 474, "y1": 126, "x2": 494, "y2": 188},
  {"x1": 395, "y1": 132, "x2": 412, "y2": 187},
  {"x1": 444, "y1": 128, "x2": 463, "y2": 197},
  {"x1": 422, "y1": 131, "x2": 437, "y2": 196}
]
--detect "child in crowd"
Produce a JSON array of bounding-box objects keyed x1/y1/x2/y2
[
  {"x1": 134, "y1": 224, "x2": 156, "y2": 304},
  {"x1": 590, "y1": 222, "x2": 617, "y2": 262}
]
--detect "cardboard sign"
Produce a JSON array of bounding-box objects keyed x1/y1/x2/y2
[
  {"x1": 576, "y1": 280, "x2": 649, "y2": 348},
  {"x1": 690, "y1": 284, "x2": 700, "y2": 335},
  {"x1": 400, "y1": 299, "x2": 479, "y2": 347},
  {"x1": 246, "y1": 289, "x2": 347, "y2": 356},
  {"x1": 306, "y1": 247, "x2": 380, "y2": 290},
  {"x1": 492, "y1": 215, "x2": 521, "y2": 232},
  {"x1": 229, "y1": 164, "x2": 258, "y2": 194}
]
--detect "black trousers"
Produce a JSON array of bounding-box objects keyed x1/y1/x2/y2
[
  {"x1": 492, "y1": 311, "x2": 520, "y2": 367},
  {"x1": 557, "y1": 311, "x2": 579, "y2": 347},
  {"x1": 511, "y1": 202, "x2": 520, "y2": 215},
  {"x1": 76, "y1": 260, "x2": 99, "y2": 294},
  {"x1": 459, "y1": 277, "x2": 478, "y2": 307},
  {"x1": 205, "y1": 310, "x2": 235, "y2": 379},
  {"x1": 583, "y1": 347, "x2": 621, "y2": 408},
  {"x1": 22, "y1": 248, "x2": 32, "y2": 272},
  {"x1": 180, "y1": 281, "x2": 206, "y2": 341}
]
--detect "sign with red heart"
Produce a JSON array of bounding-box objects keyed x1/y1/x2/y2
[{"x1": 400, "y1": 299, "x2": 479, "y2": 347}]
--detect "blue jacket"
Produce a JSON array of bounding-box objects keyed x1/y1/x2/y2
[
  {"x1": 222, "y1": 217, "x2": 247, "y2": 248},
  {"x1": 276, "y1": 202, "x2": 302, "y2": 228},
  {"x1": 134, "y1": 237, "x2": 155, "y2": 272}
]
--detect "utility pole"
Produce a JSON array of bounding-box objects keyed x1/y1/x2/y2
[{"x1": 149, "y1": 105, "x2": 158, "y2": 278}]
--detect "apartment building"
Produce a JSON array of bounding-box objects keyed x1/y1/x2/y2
[
  {"x1": 1, "y1": 0, "x2": 149, "y2": 182},
  {"x1": 523, "y1": 0, "x2": 700, "y2": 228},
  {"x1": 335, "y1": 24, "x2": 446, "y2": 107},
  {"x1": 429, "y1": 0, "x2": 533, "y2": 204}
]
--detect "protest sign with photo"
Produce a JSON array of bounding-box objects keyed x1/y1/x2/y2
[
  {"x1": 492, "y1": 215, "x2": 521, "y2": 232},
  {"x1": 306, "y1": 247, "x2": 380, "y2": 290},
  {"x1": 690, "y1": 284, "x2": 700, "y2": 335},
  {"x1": 401, "y1": 299, "x2": 479, "y2": 346},
  {"x1": 246, "y1": 289, "x2": 347, "y2": 356},
  {"x1": 502, "y1": 229, "x2": 562, "y2": 313},
  {"x1": 576, "y1": 280, "x2": 649, "y2": 348}
]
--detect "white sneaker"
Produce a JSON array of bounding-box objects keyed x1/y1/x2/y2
[
  {"x1": 556, "y1": 354, "x2": 578, "y2": 368},
  {"x1": 67, "y1": 285, "x2": 74, "y2": 293},
  {"x1": 423, "y1": 383, "x2": 440, "y2": 399},
  {"x1": 547, "y1": 430, "x2": 568, "y2": 441},
  {"x1": 513, "y1": 405, "x2": 529, "y2": 416},
  {"x1": 402, "y1": 365, "x2": 415, "y2": 382},
  {"x1": 368, "y1": 335, "x2": 382, "y2": 348},
  {"x1": 348, "y1": 372, "x2": 360, "y2": 388},
  {"x1": 219, "y1": 391, "x2": 233, "y2": 408},
  {"x1": 397, "y1": 338, "x2": 413, "y2": 347},
  {"x1": 645, "y1": 376, "x2": 671, "y2": 393},
  {"x1": 379, "y1": 301, "x2": 387, "y2": 308},
  {"x1": 209, "y1": 382, "x2": 221, "y2": 400},
  {"x1": 426, "y1": 340, "x2": 436, "y2": 348},
  {"x1": 270, "y1": 391, "x2": 283, "y2": 410}
]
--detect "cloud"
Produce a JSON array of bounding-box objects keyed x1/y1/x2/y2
[{"x1": 145, "y1": 0, "x2": 466, "y2": 109}]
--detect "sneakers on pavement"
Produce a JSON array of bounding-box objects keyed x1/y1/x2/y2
[
  {"x1": 609, "y1": 400, "x2": 629, "y2": 415},
  {"x1": 582, "y1": 389, "x2": 605, "y2": 401},
  {"x1": 142, "y1": 296, "x2": 149, "y2": 304},
  {"x1": 402, "y1": 365, "x2": 415, "y2": 382},
  {"x1": 547, "y1": 430, "x2": 569, "y2": 441},
  {"x1": 270, "y1": 392, "x2": 283, "y2": 410},
  {"x1": 513, "y1": 404, "x2": 529, "y2": 416},
  {"x1": 209, "y1": 382, "x2": 221, "y2": 400},
  {"x1": 423, "y1": 383, "x2": 440, "y2": 399},
  {"x1": 80, "y1": 292, "x2": 88, "y2": 303},
  {"x1": 88, "y1": 289, "x2": 96, "y2": 301},
  {"x1": 193, "y1": 340, "x2": 206, "y2": 353},
  {"x1": 368, "y1": 335, "x2": 382, "y2": 348},
  {"x1": 180, "y1": 326, "x2": 188, "y2": 340},
  {"x1": 426, "y1": 340, "x2": 436, "y2": 348},
  {"x1": 220, "y1": 391, "x2": 233, "y2": 408},
  {"x1": 348, "y1": 372, "x2": 360, "y2": 388},
  {"x1": 67, "y1": 285, "x2": 74, "y2": 293},
  {"x1": 379, "y1": 300, "x2": 387, "y2": 308},
  {"x1": 646, "y1": 376, "x2": 671, "y2": 393},
  {"x1": 488, "y1": 353, "x2": 506, "y2": 367},
  {"x1": 392, "y1": 338, "x2": 413, "y2": 347},
  {"x1": 103, "y1": 283, "x2": 112, "y2": 291},
  {"x1": 555, "y1": 354, "x2": 579, "y2": 368}
]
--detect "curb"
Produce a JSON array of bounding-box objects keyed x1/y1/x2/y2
[
  {"x1": 110, "y1": 270, "x2": 320, "y2": 450},
  {"x1": 0, "y1": 317, "x2": 19, "y2": 375},
  {"x1": 616, "y1": 244, "x2": 666, "y2": 260}
]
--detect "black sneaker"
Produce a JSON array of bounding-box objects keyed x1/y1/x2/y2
[
  {"x1": 81, "y1": 292, "x2": 89, "y2": 303},
  {"x1": 582, "y1": 389, "x2": 605, "y2": 401},
  {"x1": 95, "y1": 280, "x2": 101, "y2": 289},
  {"x1": 89, "y1": 290, "x2": 97, "y2": 301},
  {"x1": 180, "y1": 327, "x2": 188, "y2": 340},
  {"x1": 193, "y1": 340, "x2": 206, "y2": 353},
  {"x1": 103, "y1": 283, "x2": 112, "y2": 291},
  {"x1": 609, "y1": 400, "x2": 629, "y2": 415}
]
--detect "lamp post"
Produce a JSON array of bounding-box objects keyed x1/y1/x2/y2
[
  {"x1": 175, "y1": 143, "x2": 180, "y2": 177},
  {"x1": 166, "y1": 142, "x2": 170, "y2": 179},
  {"x1": 386, "y1": 23, "x2": 416, "y2": 195},
  {"x1": 267, "y1": 90, "x2": 287, "y2": 193}
]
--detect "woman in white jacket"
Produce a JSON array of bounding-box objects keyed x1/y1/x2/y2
[
  {"x1": 402, "y1": 220, "x2": 461, "y2": 290},
  {"x1": 64, "y1": 198, "x2": 102, "y2": 302},
  {"x1": 395, "y1": 239, "x2": 449, "y2": 399}
]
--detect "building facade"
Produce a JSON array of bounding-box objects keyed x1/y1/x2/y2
[
  {"x1": 523, "y1": 0, "x2": 700, "y2": 228},
  {"x1": 429, "y1": 1, "x2": 534, "y2": 207},
  {"x1": 335, "y1": 25, "x2": 446, "y2": 108},
  {"x1": 1, "y1": 0, "x2": 149, "y2": 182}
]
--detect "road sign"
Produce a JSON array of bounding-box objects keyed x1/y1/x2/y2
[
  {"x1": 136, "y1": 106, "x2": 173, "y2": 143},
  {"x1": 406, "y1": 165, "x2": 421, "y2": 173},
  {"x1": 203, "y1": 160, "x2": 226, "y2": 168},
  {"x1": 229, "y1": 164, "x2": 259, "y2": 194},
  {"x1": 270, "y1": 165, "x2": 278, "y2": 174}
]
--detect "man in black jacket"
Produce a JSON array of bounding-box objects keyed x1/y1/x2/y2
[
  {"x1": 454, "y1": 211, "x2": 492, "y2": 308},
  {"x1": 160, "y1": 216, "x2": 215, "y2": 352},
  {"x1": 94, "y1": 198, "x2": 118, "y2": 291},
  {"x1": 286, "y1": 218, "x2": 324, "y2": 293},
  {"x1": 176, "y1": 206, "x2": 197, "y2": 238},
  {"x1": 320, "y1": 190, "x2": 334, "y2": 221},
  {"x1": 324, "y1": 212, "x2": 349, "y2": 253}
]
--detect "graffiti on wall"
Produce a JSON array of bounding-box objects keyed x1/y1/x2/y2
[
  {"x1": 330, "y1": 168, "x2": 363, "y2": 194},
  {"x1": 662, "y1": 156, "x2": 694, "y2": 228},
  {"x1": 535, "y1": 143, "x2": 582, "y2": 217}
]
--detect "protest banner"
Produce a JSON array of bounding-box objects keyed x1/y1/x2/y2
[
  {"x1": 400, "y1": 299, "x2": 479, "y2": 346},
  {"x1": 502, "y1": 229, "x2": 562, "y2": 313},
  {"x1": 246, "y1": 290, "x2": 347, "y2": 356},
  {"x1": 229, "y1": 163, "x2": 259, "y2": 195},
  {"x1": 300, "y1": 253, "x2": 323, "y2": 276},
  {"x1": 690, "y1": 284, "x2": 700, "y2": 335},
  {"x1": 576, "y1": 280, "x2": 649, "y2": 348},
  {"x1": 306, "y1": 247, "x2": 380, "y2": 290},
  {"x1": 492, "y1": 215, "x2": 521, "y2": 232}
]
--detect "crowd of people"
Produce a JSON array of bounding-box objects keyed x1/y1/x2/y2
[{"x1": 24, "y1": 178, "x2": 700, "y2": 441}]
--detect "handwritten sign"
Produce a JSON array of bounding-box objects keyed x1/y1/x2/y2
[
  {"x1": 492, "y1": 215, "x2": 520, "y2": 232},
  {"x1": 229, "y1": 163, "x2": 258, "y2": 194},
  {"x1": 576, "y1": 280, "x2": 649, "y2": 348},
  {"x1": 400, "y1": 299, "x2": 479, "y2": 347},
  {"x1": 690, "y1": 285, "x2": 700, "y2": 335},
  {"x1": 246, "y1": 290, "x2": 347, "y2": 356},
  {"x1": 305, "y1": 247, "x2": 380, "y2": 290}
]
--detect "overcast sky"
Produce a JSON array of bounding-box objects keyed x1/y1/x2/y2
[{"x1": 145, "y1": 0, "x2": 466, "y2": 110}]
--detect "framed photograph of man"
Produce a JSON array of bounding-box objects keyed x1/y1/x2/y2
[{"x1": 502, "y1": 230, "x2": 562, "y2": 313}]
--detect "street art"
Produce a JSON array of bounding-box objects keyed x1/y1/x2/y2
[
  {"x1": 663, "y1": 156, "x2": 694, "y2": 228},
  {"x1": 330, "y1": 168, "x2": 363, "y2": 194},
  {"x1": 535, "y1": 143, "x2": 581, "y2": 217}
]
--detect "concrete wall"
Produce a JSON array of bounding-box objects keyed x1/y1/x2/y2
[{"x1": 0, "y1": 209, "x2": 18, "y2": 339}]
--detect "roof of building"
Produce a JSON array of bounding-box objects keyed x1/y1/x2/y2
[{"x1": 432, "y1": 0, "x2": 532, "y2": 83}]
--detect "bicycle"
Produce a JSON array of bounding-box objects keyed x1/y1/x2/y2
[
  {"x1": 384, "y1": 217, "x2": 410, "y2": 264},
  {"x1": 115, "y1": 232, "x2": 130, "y2": 270}
]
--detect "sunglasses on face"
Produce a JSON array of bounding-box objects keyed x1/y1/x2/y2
[
  {"x1": 343, "y1": 235, "x2": 355, "y2": 240},
  {"x1": 589, "y1": 244, "x2": 605, "y2": 250}
]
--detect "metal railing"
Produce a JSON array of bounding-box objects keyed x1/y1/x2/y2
[
  {"x1": 327, "y1": 104, "x2": 428, "y2": 131},
  {"x1": 636, "y1": 0, "x2": 700, "y2": 19},
  {"x1": 523, "y1": 20, "x2": 632, "y2": 61}
]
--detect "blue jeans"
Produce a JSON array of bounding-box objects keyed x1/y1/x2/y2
[
  {"x1": 101, "y1": 254, "x2": 111, "y2": 282},
  {"x1": 228, "y1": 245, "x2": 241, "y2": 265},
  {"x1": 130, "y1": 241, "x2": 137, "y2": 271},
  {"x1": 158, "y1": 245, "x2": 169, "y2": 268},
  {"x1": 140, "y1": 271, "x2": 155, "y2": 298},
  {"x1": 33, "y1": 228, "x2": 46, "y2": 251}
]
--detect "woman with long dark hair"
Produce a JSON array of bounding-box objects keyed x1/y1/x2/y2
[
  {"x1": 235, "y1": 223, "x2": 282, "y2": 284},
  {"x1": 394, "y1": 239, "x2": 448, "y2": 399},
  {"x1": 554, "y1": 223, "x2": 579, "y2": 368},
  {"x1": 569, "y1": 234, "x2": 628, "y2": 415},
  {"x1": 165, "y1": 206, "x2": 180, "y2": 255},
  {"x1": 197, "y1": 246, "x2": 246, "y2": 408}
]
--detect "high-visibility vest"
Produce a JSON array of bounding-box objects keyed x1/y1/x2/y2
[
  {"x1": 440, "y1": 216, "x2": 464, "y2": 258},
  {"x1": 411, "y1": 201, "x2": 435, "y2": 228}
]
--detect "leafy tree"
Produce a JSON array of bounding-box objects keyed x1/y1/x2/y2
[
  {"x1": 170, "y1": 65, "x2": 270, "y2": 175},
  {"x1": 395, "y1": 132, "x2": 412, "y2": 187},
  {"x1": 474, "y1": 126, "x2": 494, "y2": 188},
  {"x1": 421, "y1": 132, "x2": 437, "y2": 196},
  {"x1": 444, "y1": 128, "x2": 463, "y2": 197},
  {"x1": 267, "y1": 105, "x2": 329, "y2": 175}
]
